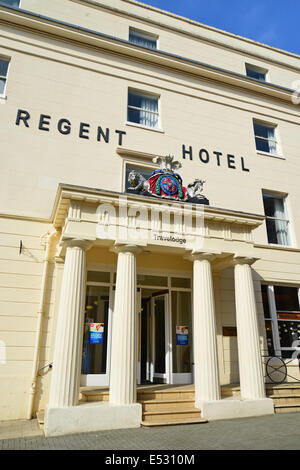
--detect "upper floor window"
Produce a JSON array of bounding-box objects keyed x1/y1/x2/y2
[
  {"x1": 0, "y1": 0, "x2": 20, "y2": 7},
  {"x1": 262, "y1": 192, "x2": 291, "y2": 246},
  {"x1": 253, "y1": 121, "x2": 279, "y2": 155},
  {"x1": 246, "y1": 64, "x2": 267, "y2": 82},
  {"x1": 0, "y1": 58, "x2": 9, "y2": 96},
  {"x1": 129, "y1": 28, "x2": 157, "y2": 50},
  {"x1": 127, "y1": 90, "x2": 159, "y2": 129}
]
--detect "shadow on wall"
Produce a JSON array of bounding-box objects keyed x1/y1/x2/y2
[{"x1": 33, "y1": 261, "x2": 56, "y2": 417}]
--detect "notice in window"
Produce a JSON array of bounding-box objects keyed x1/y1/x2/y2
[
  {"x1": 89, "y1": 323, "x2": 104, "y2": 344},
  {"x1": 176, "y1": 325, "x2": 188, "y2": 345}
]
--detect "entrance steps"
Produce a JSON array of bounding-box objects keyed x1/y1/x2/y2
[
  {"x1": 80, "y1": 384, "x2": 207, "y2": 426},
  {"x1": 220, "y1": 383, "x2": 300, "y2": 414},
  {"x1": 35, "y1": 383, "x2": 300, "y2": 431},
  {"x1": 138, "y1": 387, "x2": 207, "y2": 426},
  {"x1": 266, "y1": 384, "x2": 300, "y2": 413}
]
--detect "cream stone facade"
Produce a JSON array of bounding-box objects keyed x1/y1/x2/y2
[{"x1": 1, "y1": 0, "x2": 300, "y2": 435}]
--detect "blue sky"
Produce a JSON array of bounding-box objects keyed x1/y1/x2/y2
[{"x1": 139, "y1": 0, "x2": 300, "y2": 55}]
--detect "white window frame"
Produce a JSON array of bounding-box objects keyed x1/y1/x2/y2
[
  {"x1": 246, "y1": 63, "x2": 268, "y2": 82},
  {"x1": 0, "y1": 57, "x2": 10, "y2": 99},
  {"x1": 253, "y1": 120, "x2": 282, "y2": 158},
  {"x1": 81, "y1": 269, "x2": 115, "y2": 386},
  {"x1": 129, "y1": 27, "x2": 158, "y2": 49},
  {"x1": 262, "y1": 191, "x2": 292, "y2": 247},
  {"x1": 263, "y1": 284, "x2": 300, "y2": 363},
  {"x1": 127, "y1": 89, "x2": 161, "y2": 131}
]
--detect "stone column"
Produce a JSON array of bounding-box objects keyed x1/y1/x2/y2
[
  {"x1": 234, "y1": 257, "x2": 265, "y2": 400},
  {"x1": 48, "y1": 238, "x2": 92, "y2": 408},
  {"x1": 191, "y1": 252, "x2": 221, "y2": 407},
  {"x1": 109, "y1": 244, "x2": 140, "y2": 405}
]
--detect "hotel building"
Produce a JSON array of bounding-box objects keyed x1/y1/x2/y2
[{"x1": 0, "y1": 0, "x2": 300, "y2": 436}]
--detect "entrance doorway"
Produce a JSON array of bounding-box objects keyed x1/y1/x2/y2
[
  {"x1": 81, "y1": 270, "x2": 193, "y2": 387},
  {"x1": 139, "y1": 290, "x2": 170, "y2": 384},
  {"x1": 138, "y1": 279, "x2": 193, "y2": 385}
]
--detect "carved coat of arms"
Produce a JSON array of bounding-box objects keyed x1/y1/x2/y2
[{"x1": 127, "y1": 155, "x2": 209, "y2": 205}]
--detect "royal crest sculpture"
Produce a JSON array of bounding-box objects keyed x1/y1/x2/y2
[{"x1": 127, "y1": 155, "x2": 209, "y2": 204}]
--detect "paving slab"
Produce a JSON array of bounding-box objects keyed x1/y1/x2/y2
[{"x1": 0, "y1": 413, "x2": 300, "y2": 450}]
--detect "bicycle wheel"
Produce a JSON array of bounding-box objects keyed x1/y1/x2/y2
[{"x1": 266, "y1": 356, "x2": 287, "y2": 384}]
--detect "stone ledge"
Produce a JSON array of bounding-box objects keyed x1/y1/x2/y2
[
  {"x1": 44, "y1": 402, "x2": 142, "y2": 437},
  {"x1": 200, "y1": 398, "x2": 274, "y2": 421}
]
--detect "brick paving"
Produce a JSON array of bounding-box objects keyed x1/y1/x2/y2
[{"x1": 0, "y1": 412, "x2": 300, "y2": 450}]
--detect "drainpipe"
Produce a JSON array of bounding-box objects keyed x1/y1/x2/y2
[{"x1": 27, "y1": 229, "x2": 57, "y2": 419}]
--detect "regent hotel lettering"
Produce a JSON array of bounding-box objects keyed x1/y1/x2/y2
[{"x1": 15, "y1": 108, "x2": 250, "y2": 172}]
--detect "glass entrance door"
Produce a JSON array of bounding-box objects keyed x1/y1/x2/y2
[{"x1": 150, "y1": 293, "x2": 170, "y2": 383}]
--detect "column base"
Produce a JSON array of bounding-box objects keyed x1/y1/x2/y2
[
  {"x1": 199, "y1": 398, "x2": 274, "y2": 421},
  {"x1": 44, "y1": 402, "x2": 142, "y2": 437}
]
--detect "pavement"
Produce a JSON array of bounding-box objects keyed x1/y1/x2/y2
[{"x1": 1, "y1": 412, "x2": 300, "y2": 451}]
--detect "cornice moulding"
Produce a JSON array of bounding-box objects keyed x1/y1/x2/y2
[
  {"x1": 75, "y1": 0, "x2": 300, "y2": 67},
  {"x1": 53, "y1": 183, "x2": 264, "y2": 229},
  {"x1": 0, "y1": 6, "x2": 299, "y2": 105}
]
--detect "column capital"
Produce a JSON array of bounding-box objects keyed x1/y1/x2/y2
[
  {"x1": 184, "y1": 250, "x2": 221, "y2": 263},
  {"x1": 61, "y1": 238, "x2": 94, "y2": 251},
  {"x1": 110, "y1": 242, "x2": 145, "y2": 255},
  {"x1": 233, "y1": 255, "x2": 259, "y2": 266}
]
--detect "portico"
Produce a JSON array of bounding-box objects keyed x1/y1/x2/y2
[{"x1": 44, "y1": 183, "x2": 274, "y2": 436}]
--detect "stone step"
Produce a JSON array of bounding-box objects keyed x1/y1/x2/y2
[
  {"x1": 138, "y1": 390, "x2": 195, "y2": 401},
  {"x1": 142, "y1": 407, "x2": 201, "y2": 423},
  {"x1": 266, "y1": 385, "x2": 300, "y2": 396},
  {"x1": 274, "y1": 404, "x2": 300, "y2": 413},
  {"x1": 140, "y1": 398, "x2": 195, "y2": 412},
  {"x1": 269, "y1": 394, "x2": 300, "y2": 405},
  {"x1": 81, "y1": 391, "x2": 109, "y2": 402},
  {"x1": 141, "y1": 417, "x2": 208, "y2": 427}
]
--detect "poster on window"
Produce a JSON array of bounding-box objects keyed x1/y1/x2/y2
[
  {"x1": 176, "y1": 325, "x2": 188, "y2": 345},
  {"x1": 89, "y1": 323, "x2": 104, "y2": 344}
]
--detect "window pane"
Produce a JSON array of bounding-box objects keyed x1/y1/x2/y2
[
  {"x1": 154, "y1": 297, "x2": 165, "y2": 374},
  {"x1": 0, "y1": 78, "x2": 5, "y2": 95},
  {"x1": 128, "y1": 92, "x2": 159, "y2": 128},
  {"x1": 171, "y1": 277, "x2": 191, "y2": 288},
  {"x1": 265, "y1": 320, "x2": 275, "y2": 355},
  {"x1": 172, "y1": 291, "x2": 192, "y2": 373},
  {"x1": 266, "y1": 218, "x2": 279, "y2": 244},
  {"x1": 87, "y1": 271, "x2": 110, "y2": 283},
  {"x1": 281, "y1": 350, "x2": 300, "y2": 359},
  {"x1": 274, "y1": 286, "x2": 300, "y2": 311},
  {"x1": 255, "y1": 137, "x2": 270, "y2": 153},
  {"x1": 254, "y1": 122, "x2": 274, "y2": 139},
  {"x1": 129, "y1": 31, "x2": 157, "y2": 49},
  {"x1": 127, "y1": 107, "x2": 140, "y2": 124},
  {"x1": 128, "y1": 92, "x2": 158, "y2": 112},
  {"x1": 140, "y1": 110, "x2": 158, "y2": 128},
  {"x1": 278, "y1": 320, "x2": 300, "y2": 348},
  {"x1": 263, "y1": 194, "x2": 284, "y2": 218},
  {"x1": 137, "y1": 274, "x2": 168, "y2": 286},
  {"x1": 265, "y1": 218, "x2": 290, "y2": 245},
  {"x1": 0, "y1": 0, "x2": 20, "y2": 7},
  {"x1": 261, "y1": 285, "x2": 270, "y2": 318},
  {"x1": 81, "y1": 286, "x2": 110, "y2": 375},
  {"x1": 246, "y1": 67, "x2": 266, "y2": 81},
  {"x1": 0, "y1": 59, "x2": 9, "y2": 76}
]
